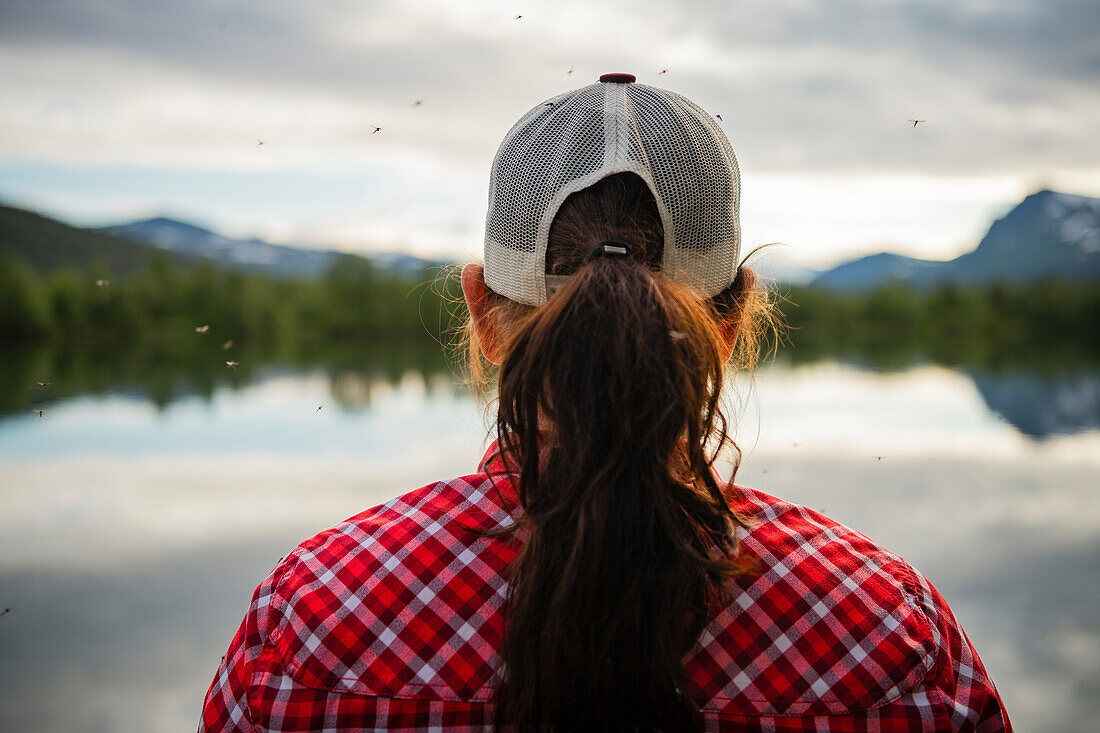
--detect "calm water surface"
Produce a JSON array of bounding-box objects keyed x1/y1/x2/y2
[{"x1": 0, "y1": 356, "x2": 1097, "y2": 732}]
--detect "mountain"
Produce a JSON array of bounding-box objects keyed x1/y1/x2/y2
[
  {"x1": 0, "y1": 206, "x2": 447, "y2": 281},
  {"x1": 97, "y1": 218, "x2": 343, "y2": 278},
  {"x1": 0, "y1": 204, "x2": 163, "y2": 274},
  {"x1": 814, "y1": 190, "x2": 1100, "y2": 290},
  {"x1": 810, "y1": 252, "x2": 941, "y2": 291},
  {"x1": 952, "y1": 190, "x2": 1100, "y2": 284},
  {"x1": 98, "y1": 217, "x2": 447, "y2": 279}
]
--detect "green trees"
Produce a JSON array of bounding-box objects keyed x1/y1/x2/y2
[
  {"x1": 781, "y1": 281, "x2": 1100, "y2": 368},
  {"x1": 1, "y1": 244, "x2": 1095, "y2": 371},
  {"x1": 0, "y1": 251, "x2": 456, "y2": 347},
  {"x1": 0, "y1": 256, "x2": 52, "y2": 341}
]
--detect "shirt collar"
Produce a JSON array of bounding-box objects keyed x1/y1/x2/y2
[{"x1": 478, "y1": 439, "x2": 519, "y2": 475}]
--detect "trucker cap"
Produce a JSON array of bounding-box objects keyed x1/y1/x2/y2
[{"x1": 483, "y1": 72, "x2": 741, "y2": 307}]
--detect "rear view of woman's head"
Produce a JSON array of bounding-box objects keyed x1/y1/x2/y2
[
  {"x1": 482, "y1": 72, "x2": 742, "y2": 308},
  {"x1": 463, "y1": 74, "x2": 775, "y2": 731}
]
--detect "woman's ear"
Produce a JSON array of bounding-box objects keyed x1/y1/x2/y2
[
  {"x1": 717, "y1": 267, "x2": 756, "y2": 361},
  {"x1": 461, "y1": 263, "x2": 504, "y2": 364},
  {"x1": 718, "y1": 312, "x2": 742, "y2": 362}
]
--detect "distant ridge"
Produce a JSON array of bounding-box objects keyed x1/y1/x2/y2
[
  {"x1": 0, "y1": 204, "x2": 162, "y2": 274},
  {"x1": 98, "y1": 217, "x2": 446, "y2": 279},
  {"x1": 0, "y1": 205, "x2": 449, "y2": 280},
  {"x1": 98, "y1": 217, "x2": 344, "y2": 278},
  {"x1": 815, "y1": 189, "x2": 1100, "y2": 290},
  {"x1": 9, "y1": 190, "x2": 1097, "y2": 289}
]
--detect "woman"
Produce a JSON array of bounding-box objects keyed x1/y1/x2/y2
[{"x1": 200, "y1": 74, "x2": 1011, "y2": 731}]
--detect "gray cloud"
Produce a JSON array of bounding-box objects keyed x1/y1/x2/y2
[
  {"x1": 1, "y1": 0, "x2": 1096, "y2": 175},
  {"x1": 0, "y1": 0, "x2": 552, "y2": 104},
  {"x1": 670, "y1": 0, "x2": 1100, "y2": 87},
  {"x1": 1, "y1": 0, "x2": 1097, "y2": 261}
]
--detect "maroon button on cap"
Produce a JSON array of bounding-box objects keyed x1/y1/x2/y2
[{"x1": 599, "y1": 72, "x2": 635, "y2": 84}]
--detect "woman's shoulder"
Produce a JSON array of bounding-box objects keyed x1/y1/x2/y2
[
  {"x1": 732, "y1": 484, "x2": 921, "y2": 589},
  {"x1": 250, "y1": 470, "x2": 520, "y2": 700},
  {"x1": 291, "y1": 470, "x2": 518, "y2": 563},
  {"x1": 687, "y1": 484, "x2": 954, "y2": 719}
]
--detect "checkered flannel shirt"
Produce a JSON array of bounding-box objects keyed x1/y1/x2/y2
[{"x1": 200, "y1": 446, "x2": 1011, "y2": 732}]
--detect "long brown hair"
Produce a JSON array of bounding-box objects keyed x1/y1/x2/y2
[{"x1": 469, "y1": 173, "x2": 774, "y2": 730}]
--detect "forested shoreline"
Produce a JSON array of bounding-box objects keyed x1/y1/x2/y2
[
  {"x1": 0, "y1": 252, "x2": 460, "y2": 346},
  {"x1": 781, "y1": 282, "x2": 1100, "y2": 368},
  {"x1": 2, "y1": 250, "x2": 1098, "y2": 367}
]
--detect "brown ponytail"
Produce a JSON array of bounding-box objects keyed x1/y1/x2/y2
[{"x1": 477, "y1": 173, "x2": 768, "y2": 730}]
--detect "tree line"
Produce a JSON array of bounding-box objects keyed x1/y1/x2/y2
[
  {"x1": 0, "y1": 252, "x2": 462, "y2": 347},
  {"x1": 780, "y1": 281, "x2": 1100, "y2": 368},
  {"x1": 1, "y1": 250, "x2": 1098, "y2": 368}
]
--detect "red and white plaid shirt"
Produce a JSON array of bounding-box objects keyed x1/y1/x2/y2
[{"x1": 200, "y1": 446, "x2": 1011, "y2": 732}]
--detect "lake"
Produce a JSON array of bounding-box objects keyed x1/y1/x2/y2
[{"x1": 1, "y1": 345, "x2": 1097, "y2": 732}]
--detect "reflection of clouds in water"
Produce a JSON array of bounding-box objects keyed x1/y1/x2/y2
[
  {"x1": 1042, "y1": 621, "x2": 1100, "y2": 682},
  {"x1": 739, "y1": 362, "x2": 1008, "y2": 456},
  {"x1": 939, "y1": 534, "x2": 1100, "y2": 733},
  {"x1": 0, "y1": 368, "x2": 484, "y2": 461},
  {"x1": 733, "y1": 361, "x2": 1100, "y2": 463},
  {"x1": 0, "y1": 541, "x2": 293, "y2": 733},
  {"x1": 0, "y1": 452, "x2": 483, "y2": 571}
]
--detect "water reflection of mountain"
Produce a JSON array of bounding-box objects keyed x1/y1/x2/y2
[{"x1": 967, "y1": 370, "x2": 1100, "y2": 439}]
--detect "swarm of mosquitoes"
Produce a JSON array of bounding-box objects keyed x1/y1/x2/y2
[
  {"x1": 187, "y1": 326, "x2": 308, "y2": 412},
  {"x1": 30, "y1": 380, "x2": 50, "y2": 417},
  {"x1": 183, "y1": 325, "x2": 251, "y2": 389}
]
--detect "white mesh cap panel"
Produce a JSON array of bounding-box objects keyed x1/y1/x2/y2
[
  {"x1": 484, "y1": 77, "x2": 740, "y2": 306},
  {"x1": 485, "y1": 84, "x2": 610, "y2": 305},
  {"x1": 627, "y1": 85, "x2": 740, "y2": 297}
]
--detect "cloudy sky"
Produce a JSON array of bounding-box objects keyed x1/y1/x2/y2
[{"x1": 1, "y1": 0, "x2": 1097, "y2": 268}]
